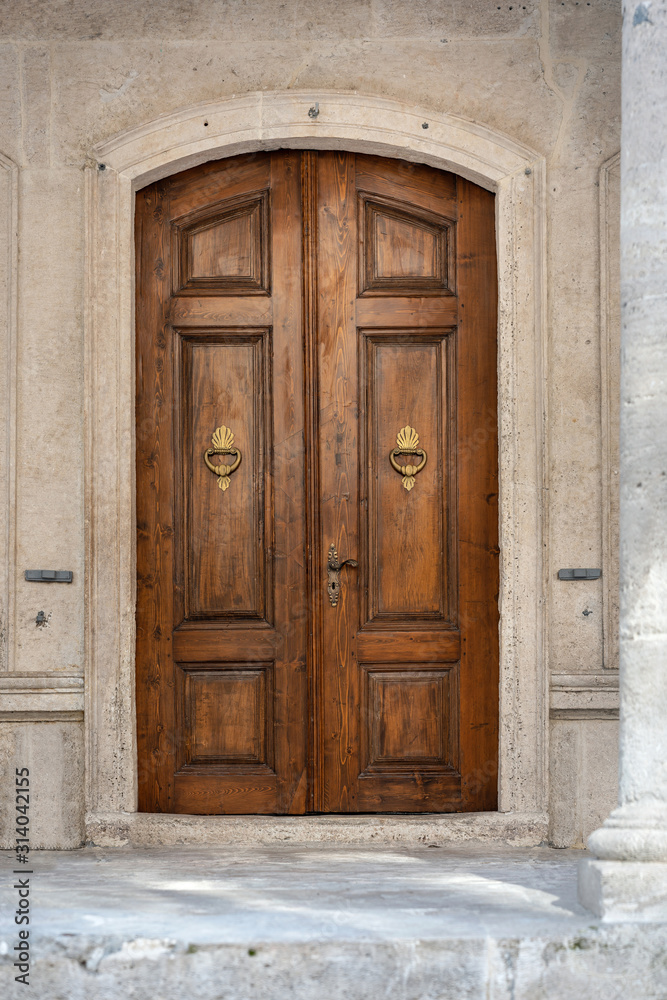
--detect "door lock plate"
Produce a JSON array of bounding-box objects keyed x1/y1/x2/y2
[{"x1": 327, "y1": 543, "x2": 358, "y2": 607}]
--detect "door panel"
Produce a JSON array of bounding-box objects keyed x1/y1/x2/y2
[
  {"x1": 136, "y1": 150, "x2": 498, "y2": 815},
  {"x1": 136, "y1": 152, "x2": 307, "y2": 814},
  {"x1": 314, "y1": 153, "x2": 496, "y2": 813},
  {"x1": 181, "y1": 332, "x2": 270, "y2": 620},
  {"x1": 362, "y1": 332, "x2": 453, "y2": 622},
  {"x1": 359, "y1": 197, "x2": 453, "y2": 295}
]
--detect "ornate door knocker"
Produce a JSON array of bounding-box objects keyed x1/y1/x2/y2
[
  {"x1": 203, "y1": 425, "x2": 242, "y2": 492},
  {"x1": 389, "y1": 425, "x2": 427, "y2": 491}
]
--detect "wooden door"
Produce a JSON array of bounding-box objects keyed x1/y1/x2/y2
[
  {"x1": 136, "y1": 150, "x2": 498, "y2": 815},
  {"x1": 135, "y1": 152, "x2": 308, "y2": 814},
  {"x1": 311, "y1": 153, "x2": 498, "y2": 811}
]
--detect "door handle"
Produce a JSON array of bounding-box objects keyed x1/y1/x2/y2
[{"x1": 327, "y1": 543, "x2": 358, "y2": 607}]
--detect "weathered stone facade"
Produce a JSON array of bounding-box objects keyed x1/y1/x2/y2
[
  {"x1": 0, "y1": 0, "x2": 622, "y2": 849},
  {"x1": 579, "y1": 0, "x2": 667, "y2": 920}
]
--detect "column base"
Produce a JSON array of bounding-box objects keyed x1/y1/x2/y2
[
  {"x1": 579, "y1": 857, "x2": 667, "y2": 921},
  {"x1": 587, "y1": 802, "x2": 667, "y2": 861}
]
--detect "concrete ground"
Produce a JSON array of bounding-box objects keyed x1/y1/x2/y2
[{"x1": 1, "y1": 843, "x2": 666, "y2": 998}]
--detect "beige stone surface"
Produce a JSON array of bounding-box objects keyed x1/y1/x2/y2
[
  {"x1": 0, "y1": 0, "x2": 623, "y2": 847},
  {"x1": 83, "y1": 92, "x2": 548, "y2": 829},
  {"x1": 0, "y1": 44, "x2": 21, "y2": 166},
  {"x1": 549, "y1": 0, "x2": 620, "y2": 60},
  {"x1": 0, "y1": 719, "x2": 84, "y2": 848},
  {"x1": 14, "y1": 168, "x2": 84, "y2": 674},
  {"x1": 549, "y1": 718, "x2": 619, "y2": 849},
  {"x1": 579, "y1": 858, "x2": 667, "y2": 921},
  {"x1": 21, "y1": 47, "x2": 51, "y2": 167},
  {"x1": 580, "y1": 0, "x2": 667, "y2": 918},
  {"x1": 550, "y1": 672, "x2": 619, "y2": 714},
  {"x1": 600, "y1": 153, "x2": 620, "y2": 671},
  {"x1": 0, "y1": 0, "x2": 373, "y2": 41},
  {"x1": 0, "y1": 0, "x2": 540, "y2": 41},
  {"x1": 86, "y1": 811, "x2": 549, "y2": 849},
  {"x1": 543, "y1": 0, "x2": 621, "y2": 674},
  {"x1": 4, "y1": 929, "x2": 667, "y2": 1000},
  {"x1": 371, "y1": 0, "x2": 540, "y2": 38},
  {"x1": 0, "y1": 672, "x2": 83, "y2": 713},
  {"x1": 1, "y1": 845, "x2": 666, "y2": 997},
  {"x1": 47, "y1": 38, "x2": 562, "y2": 167},
  {"x1": 0, "y1": 153, "x2": 17, "y2": 674}
]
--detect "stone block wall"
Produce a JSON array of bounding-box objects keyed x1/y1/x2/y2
[
  {"x1": 0, "y1": 0, "x2": 622, "y2": 847},
  {"x1": 0, "y1": 720, "x2": 84, "y2": 848}
]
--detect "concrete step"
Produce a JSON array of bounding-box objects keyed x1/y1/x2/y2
[{"x1": 1, "y1": 844, "x2": 666, "y2": 998}]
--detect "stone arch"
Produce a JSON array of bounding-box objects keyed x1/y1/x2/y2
[{"x1": 85, "y1": 91, "x2": 548, "y2": 842}]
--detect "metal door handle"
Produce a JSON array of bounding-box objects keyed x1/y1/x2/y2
[{"x1": 327, "y1": 543, "x2": 358, "y2": 607}]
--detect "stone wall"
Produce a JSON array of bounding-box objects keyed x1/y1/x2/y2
[{"x1": 0, "y1": 0, "x2": 622, "y2": 848}]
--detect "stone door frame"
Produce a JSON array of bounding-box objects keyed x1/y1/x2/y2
[{"x1": 85, "y1": 91, "x2": 548, "y2": 843}]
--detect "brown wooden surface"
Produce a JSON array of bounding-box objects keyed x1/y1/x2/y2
[
  {"x1": 313, "y1": 153, "x2": 497, "y2": 812},
  {"x1": 136, "y1": 152, "x2": 308, "y2": 814},
  {"x1": 455, "y1": 176, "x2": 500, "y2": 810},
  {"x1": 136, "y1": 150, "x2": 498, "y2": 815}
]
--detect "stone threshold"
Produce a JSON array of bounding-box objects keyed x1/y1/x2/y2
[
  {"x1": 2, "y1": 844, "x2": 666, "y2": 999},
  {"x1": 86, "y1": 810, "x2": 549, "y2": 848}
]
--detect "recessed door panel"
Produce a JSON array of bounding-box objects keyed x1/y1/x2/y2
[
  {"x1": 362, "y1": 332, "x2": 454, "y2": 624},
  {"x1": 180, "y1": 332, "x2": 270, "y2": 622},
  {"x1": 360, "y1": 666, "x2": 455, "y2": 771},
  {"x1": 176, "y1": 663, "x2": 275, "y2": 770},
  {"x1": 360, "y1": 197, "x2": 453, "y2": 294},
  {"x1": 172, "y1": 192, "x2": 271, "y2": 295}
]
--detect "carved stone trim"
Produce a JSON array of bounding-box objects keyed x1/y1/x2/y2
[
  {"x1": 0, "y1": 711, "x2": 84, "y2": 722},
  {"x1": 550, "y1": 672, "x2": 619, "y2": 720},
  {"x1": 85, "y1": 91, "x2": 548, "y2": 828},
  {"x1": 0, "y1": 672, "x2": 84, "y2": 688},
  {"x1": 551, "y1": 709, "x2": 619, "y2": 720},
  {"x1": 0, "y1": 152, "x2": 18, "y2": 675},
  {"x1": 599, "y1": 152, "x2": 621, "y2": 671},
  {"x1": 86, "y1": 810, "x2": 549, "y2": 849},
  {"x1": 0, "y1": 672, "x2": 84, "y2": 713}
]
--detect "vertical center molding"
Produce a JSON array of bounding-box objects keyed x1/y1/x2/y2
[{"x1": 301, "y1": 151, "x2": 323, "y2": 812}]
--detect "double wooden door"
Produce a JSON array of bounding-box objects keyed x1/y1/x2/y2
[{"x1": 136, "y1": 150, "x2": 498, "y2": 814}]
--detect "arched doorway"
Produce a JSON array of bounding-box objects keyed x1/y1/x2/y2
[{"x1": 135, "y1": 149, "x2": 498, "y2": 814}]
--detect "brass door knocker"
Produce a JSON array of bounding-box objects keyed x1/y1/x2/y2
[
  {"x1": 389, "y1": 425, "x2": 427, "y2": 491},
  {"x1": 204, "y1": 425, "x2": 242, "y2": 492}
]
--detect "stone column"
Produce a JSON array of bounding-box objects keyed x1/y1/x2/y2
[{"x1": 579, "y1": 0, "x2": 667, "y2": 920}]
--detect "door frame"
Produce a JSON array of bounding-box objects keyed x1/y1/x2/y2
[{"x1": 84, "y1": 91, "x2": 548, "y2": 841}]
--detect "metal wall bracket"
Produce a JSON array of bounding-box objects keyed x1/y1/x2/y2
[
  {"x1": 557, "y1": 568, "x2": 601, "y2": 581},
  {"x1": 25, "y1": 570, "x2": 73, "y2": 583}
]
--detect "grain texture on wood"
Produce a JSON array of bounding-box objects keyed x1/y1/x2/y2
[
  {"x1": 136, "y1": 152, "x2": 307, "y2": 814},
  {"x1": 136, "y1": 151, "x2": 498, "y2": 814}
]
